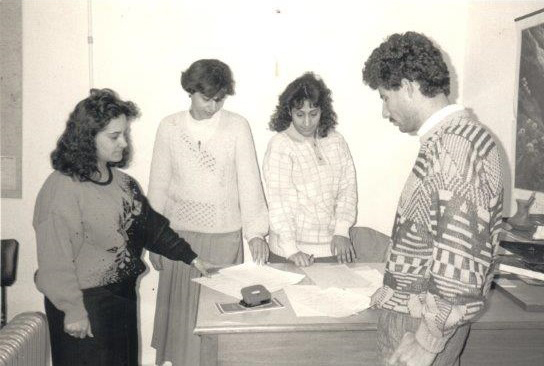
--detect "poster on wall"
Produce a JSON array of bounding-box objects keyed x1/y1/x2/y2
[
  {"x1": 0, "y1": 0, "x2": 23, "y2": 199},
  {"x1": 513, "y1": 8, "x2": 544, "y2": 213}
]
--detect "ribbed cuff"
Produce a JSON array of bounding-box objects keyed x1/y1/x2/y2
[
  {"x1": 334, "y1": 221, "x2": 351, "y2": 238},
  {"x1": 278, "y1": 243, "x2": 299, "y2": 259},
  {"x1": 414, "y1": 321, "x2": 449, "y2": 354},
  {"x1": 268, "y1": 231, "x2": 299, "y2": 259}
]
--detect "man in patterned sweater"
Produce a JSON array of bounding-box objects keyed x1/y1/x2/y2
[{"x1": 362, "y1": 32, "x2": 504, "y2": 366}]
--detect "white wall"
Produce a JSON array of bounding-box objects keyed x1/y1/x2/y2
[
  {"x1": 2, "y1": 1, "x2": 541, "y2": 364},
  {"x1": 1, "y1": 0, "x2": 90, "y2": 331}
]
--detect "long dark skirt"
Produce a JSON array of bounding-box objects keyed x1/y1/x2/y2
[
  {"x1": 151, "y1": 230, "x2": 243, "y2": 366},
  {"x1": 44, "y1": 278, "x2": 138, "y2": 366}
]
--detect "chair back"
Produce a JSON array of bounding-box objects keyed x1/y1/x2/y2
[
  {"x1": 1, "y1": 239, "x2": 19, "y2": 287},
  {"x1": 349, "y1": 227, "x2": 390, "y2": 262},
  {"x1": 1, "y1": 239, "x2": 19, "y2": 327}
]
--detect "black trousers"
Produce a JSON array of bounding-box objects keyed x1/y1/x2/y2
[{"x1": 44, "y1": 279, "x2": 138, "y2": 366}]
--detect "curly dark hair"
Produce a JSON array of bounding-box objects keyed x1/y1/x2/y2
[
  {"x1": 51, "y1": 88, "x2": 140, "y2": 181},
  {"x1": 362, "y1": 31, "x2": 450, "y2": 97},
  {"x1": 181, "y1": 59, "x2": 235, "y2": 99},
  {"x1": 269, "y1": 72, "x2": 337, "y2": 138}
]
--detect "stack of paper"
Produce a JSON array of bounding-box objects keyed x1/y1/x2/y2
[
  {"x1": 193, "y1": 263, "x2": 305, "y2": 299},
  {"x1": 284, "y1": 285, "x2": 372, "y2": 318},
  {"x1": 351, "y1": 266, "x2": 385, "y2": 296},
  {"x1": 302, "y1": 264, "x2": 371, "y2": 288},
  {"x1": 285, "y1": 264, "x2": 384, "y2": 317}
]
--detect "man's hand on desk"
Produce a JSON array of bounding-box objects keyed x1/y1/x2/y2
[
  {"x1": 288, "y1": 251, "x2": 315, "y2": 267},
  {"x1": 248, "y1": 237, "x2": 269, "y2": 266},
  {"x1": 331, "y1": 235, "x2": 356, "y2": 264},
  {"x1": 388, "y1": 332, "x2": 436, "y2": 366}
]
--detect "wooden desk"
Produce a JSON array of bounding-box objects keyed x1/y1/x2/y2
[{"x1": 194, "y1": 263, "x2": 544, "y2": 366}]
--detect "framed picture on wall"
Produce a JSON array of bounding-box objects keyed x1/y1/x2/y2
[
  {"x1": 513, "y1": 8, "x2": 544, "y2": 212},
  {"x1": 0, "y1": 0, "x2": 23, "y2": 199}
]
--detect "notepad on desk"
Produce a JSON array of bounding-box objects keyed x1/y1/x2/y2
[{"x1": 216, "y1": 298, "x2": 284, "y2": 314}]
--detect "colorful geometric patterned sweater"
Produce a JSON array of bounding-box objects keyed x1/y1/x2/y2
[
  {"x1": 372, "y1": 109, "x2": 504, "y2": 353},
  {"x1": 33, "y1": 168, "x2": 198, "y2": 324}
]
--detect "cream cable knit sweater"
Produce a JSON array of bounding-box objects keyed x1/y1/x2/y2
[{"x1": 148, "y1": 109, "x2": 268, "y2": 241}]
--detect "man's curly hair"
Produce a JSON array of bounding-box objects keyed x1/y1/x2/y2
[
  {"x1": 269, "y1": 72, "x2": 337, "y2": 138},
  {"x1": 51, "y1": 88, "x2": 140, "y2": 181},
  {"x1": 362, "y1": 31, "x2": 450, "y2": 97}
]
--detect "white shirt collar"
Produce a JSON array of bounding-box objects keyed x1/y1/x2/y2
[{"x1": 417, "y1": 104, "x2": 464, "y2": 138}]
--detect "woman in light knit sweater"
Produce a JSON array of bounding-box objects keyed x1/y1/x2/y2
[
  {"x1": 263, "y1": 72, "x2": 358, "y2": 267},
  {"x1": 149, "y1": 59, "x2": 269, "y2": 366},
  {"x1": 33, "y1": 89, "x2": 214, "y2": 366}
]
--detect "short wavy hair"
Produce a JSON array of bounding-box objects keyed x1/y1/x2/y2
[
  {"x1": 269, "y1": 72, "x2": 337, "y2": 138},
  {"x1": 181, "y1": 59, "x2": 235, "y2": 99},
  {"x1": 362, "y1": 31, "x2": 450, "y2": 97},
  {"x1": 51, "y1": 88, "x2": 140, "y2": 181}
]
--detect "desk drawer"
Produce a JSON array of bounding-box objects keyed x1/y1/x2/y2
[
  {"x1": 461, "y1": 328, "x2": 544, "y2": 365},
  {"x1": 214, "y1": 331, "x2": 378, "y2": 366}
]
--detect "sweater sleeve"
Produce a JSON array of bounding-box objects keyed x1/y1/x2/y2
[
  {"x1": 414, "y1": 133, "x2": 504, "y2": 353},
  {"x1": 148, "y1": 118, "x2": 173, "y2": 214},
  {"x1": 135, "y1": 183, "x2": 198, "y2": 265},
  {"x1": 263, "y1": 137, "x2": 299, "y2": 258},
  {"x1": 333, "y1": 134, "x2": 357, "y2": 238},
  {"x1": 235, "y1": 118, "x2": 269, "y2": 241},
  {"x1": 33, "y1": 174, "x2": 87, "y2": 324}
]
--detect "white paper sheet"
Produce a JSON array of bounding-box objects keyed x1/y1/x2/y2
[
  {"x1": 302, "y1": 264, "x2": 372, "y2": 288},
  {"x1": 192, "y1": 275, "x2": 245, "y2": 299},
  {"x1": 219, "y1": 262, "x2": 306, "y2": 292},
  {"x1": 284, "y1": 265, "x2": 383, "y2": 317},
  {"x1": 284, "y1": 285, "x2": 372, "y2": 318},
  {"x1": 283, "y1": 285, "x2": 326, "y2": 317},
  {"x1": 351, "y1": 266, "x2": 384, "y2": 296},
  {"x1": 193, "y1": 263, "x2": 305, "y2": 299}
]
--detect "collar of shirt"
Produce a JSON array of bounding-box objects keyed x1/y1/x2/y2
[
  {"x1": 417, "y1": 104, "x2": 464, "y2": 142},
  {"x1": 186, "y1": 109, "x2": 221, "y2": 142},
  {"x1": 285, "y1": 124, "x2": 317, "y2": 143}
]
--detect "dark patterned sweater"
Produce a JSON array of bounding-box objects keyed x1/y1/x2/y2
[
  {"x1": 33, "y1": 168, "x2": 197, "y2": 323},
  {"x1": 372, "y1": 109, "x2": 504, "y2": 353}
]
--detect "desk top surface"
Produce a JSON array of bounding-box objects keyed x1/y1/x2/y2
[{"x1": 194, "y1": 263, "x2": 544, "y2": 335}]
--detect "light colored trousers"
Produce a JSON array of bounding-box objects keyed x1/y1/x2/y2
[{"x1": 377, "y1": 309, "x2": 471, "y2": 366}]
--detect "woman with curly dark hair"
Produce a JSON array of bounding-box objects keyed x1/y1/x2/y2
[
  {"x1": 263, "y1": 72, "x2": 358, "y2": 267},
  {"x1": 34, "y1": 88, "x2": 214, "y2": 366}
]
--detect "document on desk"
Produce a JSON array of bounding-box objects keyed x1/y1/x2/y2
[
  {"x1": 284, "y1": 285, "x2": 372, "y2": 318},
  {"x1": 351, "y1": 266, "x2": 384, "y2": 296},
  {"x1": 192, "y1": 263, "x2": 305, "y2": 299},
  {"x1": 192, "y1": 274, "x2": 246, "y2": 299},
  {"x1": 302, "y1": 264, "x2": 372, "y2": 289}
]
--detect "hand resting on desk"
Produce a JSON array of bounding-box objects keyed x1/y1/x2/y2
[
  {"x1": 331, "y1": 235, "x2": 356, "y2": 264},
  {"x1": 288, "y1": 251, "x2": 315, "y2": 267}
]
